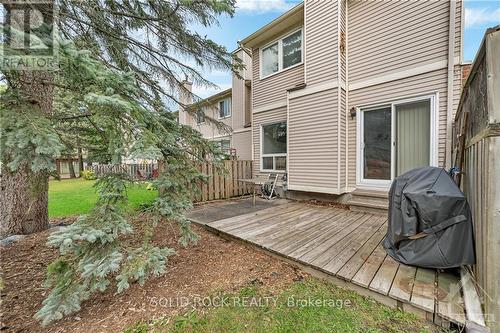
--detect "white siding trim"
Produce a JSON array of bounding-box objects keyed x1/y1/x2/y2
[
  {"x1": 251, "y1": 72, "x2": 255, "y2": 163},
  {"x1": 349, "y1": 59, "x2": 448, "y2": 91},
  {"x1": 446, "y1": 0, "x2": 456, "y2": 168},
  {"x1": 339, "y1": 79, "x2": 346, "y2": 90},
  {"x1": 286, "y1": 91, "x2": 291, "y2": 187},
  {"x1": 253, "y1": 100, "x2": 288, "y2": 114},
  {"x1": 345, "y1": 0, "x2": 349, "y2": 189},
  {"x1": 460, "y1": 0, "x2": 464, "y2": 64},
  {"x1": 287, "y1": 184, "x2": 341, "y2": 195},
  {"x1": 209, "y1": 134, "x2": 232, "y2": 140},
  {"x1": 337, "y1": 0, "x2": 342, "y2": 193},
  {"x1": 303, "y1": 1, "x2": 308, "y2": 85},
  {"x1": 288, "y1": 80, "x2": 339, "y2": 99},
  {"x1": 233, "y1": 127, "x2": 252, "y2": 133}
]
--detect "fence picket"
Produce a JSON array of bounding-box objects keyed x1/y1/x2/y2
[{"x1": 86, "y1": 160, "x2": 253, "y2": 203}]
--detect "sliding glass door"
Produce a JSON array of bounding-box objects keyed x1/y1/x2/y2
[{"x1": 358, "y1": 95, "x2": 435, "y2": 187}]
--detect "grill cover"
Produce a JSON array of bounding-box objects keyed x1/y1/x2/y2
[{"x1": 383, "y1": 167, "x2": 475, "y2": 268}]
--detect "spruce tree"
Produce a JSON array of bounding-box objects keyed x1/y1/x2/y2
[
  {"x1": 1, "y1": 0, "x2": 240, "y2": 325},
  {"x1": 1, "y1": 0, "x2": 240, "y2": 237}
]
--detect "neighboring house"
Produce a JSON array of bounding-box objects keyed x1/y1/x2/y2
[
  {"x1": 178, "y1": 48, "x2": 253, "y2": 160},
  {"x1": 239, "y1": 0, "x2": 465, "y2": 203}
]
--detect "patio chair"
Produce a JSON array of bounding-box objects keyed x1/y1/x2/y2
[{"x1": 261, "y1": 173, "x2": 278, "y2": 200}]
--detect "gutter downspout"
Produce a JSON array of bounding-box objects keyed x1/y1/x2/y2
[{"x1": 445, "y1": 0, "x2": 456, "y2": 168}]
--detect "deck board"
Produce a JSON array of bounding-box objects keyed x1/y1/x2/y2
[
  {"x1": 283, "y1": 211, "x2": 364, "y2": 259},
  {"x1": 208, "y1": 203, "x2": 298, "y2": 228},
  {"x1": 437, "y1": 271, "x2": 465, "y2": 324},
  {"x1": 369, "y1": 255, "x2": 399, "y2": 295},
  {"x1": 232, "y1": 207, "x2": 318, "y2": 238},
  {"x1": 247, "y1": 206, "x2": 330, "y2": 241},
  {"x1": 337, "y1": 223, "x2": 387, "y2": 281},
  {"x1": 322, "y1": 216, "x2": 387, "y2": 274},
  {"x1": 301, "y1": 213, "x2": 372, "y2": 264},
  {"x1": 196, "y1": 201, "x2": 466, "y2": 326},
  {"x1": 257, "y1": 209, "x2": 341, "y2": 249},
  {"x1": 351, "y1": 244, "x2": 387, "y2": 288},
  {"x1": 410, "y1": 268, "x2": 437, "y2": 312},
  {"x1": 388, "y1": 264, "x2": 417, "y2": 302},
  {"x1": 220, "y1": 204, "x2": 305, "y2": 233}
]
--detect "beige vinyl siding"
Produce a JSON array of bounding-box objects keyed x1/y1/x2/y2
[
  {"x1": 193, "y1": 99, "x2": 232, "y2": 139},
  {"x1": 288, "y1": 89, "x2": 339, "y2": 192},
  {"x1": 455, "y1": 0, "x2": 463, "y2": 59},
  {"x1": 348, "y1": 0, "x2": 450, "y2": 83},
  {"x1": 305, "y1": 0, "x2": 338, "y2": 85},
  {"x1": 251, "y1": 21, "x2": 305, "y2": 110},
  {"x1": 347, "y1": 68, "x2": 449, "y2": 187},
  {"x1": 232, "y1": 130, "x2": 252, "y2": 161},
  {"x1": 192, "y1": 105, "x2": 216, "y2": 138},
  {"x1": 252, "y1": 50, "x2": 304, "y2": 109},
  {"x1": 252, "y1": 106, "x2": 287, "y2": 175},
  {"x1": 232, "y1": 49, "x2": 251, "y2": 130},
  {"x1": 339, "y1": 0, "x2": 347, "y2": 84},
  {"x1": 231, "y1": 77, "x2": 246, "y2": 129}
]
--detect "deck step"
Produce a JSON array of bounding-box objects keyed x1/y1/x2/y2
[
  {"x1": 351, "y1": 189, "x2": 389, "y2": 199},
  {"x1": 347, "y1": 189, "x2": 389, "y2": 215}
]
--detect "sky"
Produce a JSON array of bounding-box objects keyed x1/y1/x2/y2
[{"x1": 192, "y1": 0, "x2": 500, "y2": 99}]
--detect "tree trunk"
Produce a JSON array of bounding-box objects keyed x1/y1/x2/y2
[
  {"x1": 1, "y1": 0, "x2": 55, "y2": 239},
  {"x1": 1, "y1": 62, "x2": 54, "y2": 237},
  {"x1": 0, "y1": 71, "x2": 53, "y2": 237},
  {"x1": 68, "y1": 157, "x2": 76, "y2": 178},
  {"x1": 0, "y1": 166, "x2": 50, "y2": 237},
  {"x1": 77, "y1": 146, "x2": 84, "y2": 176}
]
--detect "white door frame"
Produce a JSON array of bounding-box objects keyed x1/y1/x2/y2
[{"x1": 356, "y1": 93, "x2": 439, "y2": 189}]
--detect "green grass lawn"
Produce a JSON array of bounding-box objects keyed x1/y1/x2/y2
[
  {"x1": 125, "y1": 278, "x2": 441, "y2": 333},
  {"x1": 48, "y1": 178, "x2": 157, "y2": 218}
]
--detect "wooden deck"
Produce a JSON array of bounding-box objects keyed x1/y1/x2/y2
[{"x1": 195, "y1": 201, "x2": 466, "y2": 327}]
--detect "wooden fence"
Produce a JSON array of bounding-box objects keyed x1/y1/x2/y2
[
  {"x1": 87, "y1": 163, "x2": 158, "y2": 179},
  {"x1": 194, "y1": 160, "x2": 253, "y2": 202},
  {"x1": 452, "y1": 27, "x2": 499, "y2": 332},
  {"x1": 86, "y1": 160, "x2": 253, "y2": 201}
]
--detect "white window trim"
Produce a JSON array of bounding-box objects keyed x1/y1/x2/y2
[
  {"x1": 260, "y1": 122, "x2": 287, "y2": 173},
  {"x1": 356, "y1": 93, "x2": 439, "y2": 189},
  {"x1": 259, "y1": 27, "x2": 303, "y2": 80},
  {"x1": 217, "y1": 98, "x2": 231, "y2": 119}
]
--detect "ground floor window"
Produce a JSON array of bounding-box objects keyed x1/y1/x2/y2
[
  {"x1": 217, "y1": 139, "x2": 231, "y2": 154},
  {"x1": 261, "y1": 122, "x2": 287, "y2": 171}
]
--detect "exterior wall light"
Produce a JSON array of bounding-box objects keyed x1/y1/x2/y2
[{"x1": 350, "y1": 107, "x2": 357, "y2": 120}]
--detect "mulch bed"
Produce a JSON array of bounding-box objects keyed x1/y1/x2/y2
[{"x1": 0, "y1": 216, "x2": 303, "y2": 333}]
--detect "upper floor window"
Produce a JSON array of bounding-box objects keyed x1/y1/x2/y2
[
  {"x1": 218, "y1": 98, "x2": 231, "y2": 119},
  {"x1": 260, "y1": 28, "x2": 302, "y2": 79}
]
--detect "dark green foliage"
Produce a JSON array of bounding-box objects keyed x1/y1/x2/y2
[{"x1": 1, "y1": 0, "x2": 240, "y2": 325}]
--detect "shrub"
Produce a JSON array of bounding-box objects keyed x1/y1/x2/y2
[{"x1": 80, "y1": 169, "x2": 96, "y2": 180}]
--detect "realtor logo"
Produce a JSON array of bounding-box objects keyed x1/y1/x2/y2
[{"x1": 1, "y1": 0, "x2": 58, "y2": 70}]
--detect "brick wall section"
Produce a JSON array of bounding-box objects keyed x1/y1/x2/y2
[{"x1": 461, "y1": 63, "x2": 472, "y2": 86}]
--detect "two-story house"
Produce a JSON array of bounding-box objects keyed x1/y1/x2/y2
[
  {"x1": 240, "y1": 0, "x2": 464, "y2": 207},
  {"x1": 178, "y1": 48, "x2": 253, "y2": 160}
]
